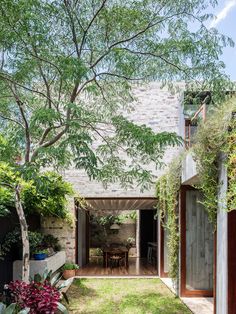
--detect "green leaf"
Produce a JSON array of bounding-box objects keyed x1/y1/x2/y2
[
  {"x1": 58, "y1": 278, "x2": 74, "y2": 290},
  {"x1": 57, "y1": 302, "x2": 69, "y2": 314},
  {"x1": 18, "y1": 308, "x2": 30, "y2": 314},
  {"x1": 62, "y1": 291, "x2": 70, "y2": 305},
  {"x1": 3, "y1": 303, "x2": 16, "y2": 314}
]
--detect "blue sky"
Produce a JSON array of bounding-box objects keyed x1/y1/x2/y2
[{"x1": 208, "y1": 0, "x2": 236, "y2": 80}]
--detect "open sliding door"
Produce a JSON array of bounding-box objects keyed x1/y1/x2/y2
[{"x1": 76, "y1": 206, "x2": 89, "y2": 267}]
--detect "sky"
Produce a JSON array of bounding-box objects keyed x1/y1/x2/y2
[{"x1": 208, "y1": 0, "x2": 236, "y2": 80}]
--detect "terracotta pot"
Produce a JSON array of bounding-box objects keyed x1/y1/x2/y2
[{"x1": 63, "y1": 269, "x2": 75, "y2": 279}]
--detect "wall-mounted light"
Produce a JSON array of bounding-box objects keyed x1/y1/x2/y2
[{"x1": 110, "y1": 223, "x2": 120, "y2": 230}]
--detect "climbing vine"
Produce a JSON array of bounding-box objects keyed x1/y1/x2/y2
[
  {"x1": 193, "y1": 97, "x2": 236, "y2": 225},
  {"x1": 155, "y1": 97, "x2": 236, "y2": 281},
  {"x1": 156, "y1": 157, "x2": 182, "y2": 280},
  {"x1": 225, "y1": 110, "x2": 236, "y2": 212}
]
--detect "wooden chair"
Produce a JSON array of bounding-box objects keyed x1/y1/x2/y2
[{"x1": 108, "y1": 251, "x2": 126, "y2": 268}]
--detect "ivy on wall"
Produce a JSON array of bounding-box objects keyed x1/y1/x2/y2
[
  {"x1": 227, "y1": 122, "x2": 236, "y2": 211},
  {"x1": 193, "y1": 96, "x2": 236, "y2": 225},
  {"x1": 155, "y1": 157, "x2": 182, "y2": 280},
  {"x1": 155, "y1": 97, "x2": 236, "y2": 282}
]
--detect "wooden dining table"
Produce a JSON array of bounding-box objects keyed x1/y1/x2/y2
[{"x1": 102, "y1": 246, "x2": 129, "y2": 268}]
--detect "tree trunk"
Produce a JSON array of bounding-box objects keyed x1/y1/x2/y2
[{"x1": 15, "y1": 185, "x2": 30, "y2": 283}]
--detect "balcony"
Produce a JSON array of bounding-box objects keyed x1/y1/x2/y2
[{"x1": 182, "y1": 103, "x2": 207, "y2": 184}]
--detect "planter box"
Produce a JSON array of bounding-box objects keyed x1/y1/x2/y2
[
  {"x1": 181, "y1": 152, "x2": 198, "y2": 185},
  {"x1": 13, "y1": 251, "x2": 66, "y2": 280}
]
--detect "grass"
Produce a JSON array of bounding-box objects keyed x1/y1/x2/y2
[{"x1": 65, "y1": 278, "x2": 191, "y2": 314}]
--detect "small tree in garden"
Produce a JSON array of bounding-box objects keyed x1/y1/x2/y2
[{"x1": 0, "y1": 0, "x2": 233, "y2": 282}]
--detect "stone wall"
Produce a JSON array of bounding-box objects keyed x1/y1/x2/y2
[
  {"x1": 40, "y1": 199, "x2": 76, "y2": 262},
  {"x1": 43, "y1": 83, "x2": 184, "y2": 262}
]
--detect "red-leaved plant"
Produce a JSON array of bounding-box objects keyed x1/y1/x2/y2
[{"x1": 8, "y1": 280, "x2": 60, "y2": 314}]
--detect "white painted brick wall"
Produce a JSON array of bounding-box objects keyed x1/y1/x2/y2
[
  {"x1": 64, "y1": 82, "x2": 184, "y2": 198},
  {"x1": 42, "y1": 83, "x2": 185, "y2": 262}
]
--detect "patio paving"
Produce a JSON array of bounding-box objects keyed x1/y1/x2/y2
[
  {"x1": 181, "y1": 298, "x2": 213, "y2": 314},
  {"x1": 160, "y1": 277, "x2": 213, "y2": 314}
]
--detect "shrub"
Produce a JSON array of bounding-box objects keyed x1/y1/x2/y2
[
  {"x1": 8, "y1": 280, "x2": 60, "y2": 314},
  {"x1": 42, "y1": 234, "x2": 61, "y2": 252}
]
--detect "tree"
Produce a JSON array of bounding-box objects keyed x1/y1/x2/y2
[{"x1": 0, "y1": 0, "x2": 233, "y2": 281}]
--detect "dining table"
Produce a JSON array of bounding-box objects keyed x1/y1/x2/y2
[{"x1": 102, "y1": 246, "x2": 129, "y2": 268}]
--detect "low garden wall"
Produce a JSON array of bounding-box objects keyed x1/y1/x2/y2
[{"x1": 13, "y1": 251, "x2": 66, "y2": 280}]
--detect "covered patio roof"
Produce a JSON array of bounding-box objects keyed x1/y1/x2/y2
[{"x1": 85, "y1": 197, "x2": 157, "y2": 211}]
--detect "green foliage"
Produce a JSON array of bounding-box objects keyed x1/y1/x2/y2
[
  {"x1": 227, "y1": 125, "x2": 236, "y2": 212},
  {"x1": 0, "y1": 0, "x2": 232, "y2": 191},
  {"x1": 33, "y1": 249, "x2": 49, "y2": 255},
  {"x1": 42, "y1": 234, "x2": 61, "y2": 252},
  {"x1": 22, "y1": 171, "x2": 74, "y2": 219},
  {"x1": 0, "y1": 187, "x2": 14, "y2": 217},
  {"x1": 0, "y1": 303, "x2": 29, "y2": 314},
  {"x1": 192, "y1": 96, "x2": 236, "y2": 225},
  {"x1": 62, "y1": 263, "x2": 79, "y2": 271},
  {"x1": 0, "y1": 162, "x2": 74, "y2": 220},
  {"x1": 0, "y1": 228, "x2": 61, "y2": 260},
  {"x1": 0, "y1": 229, "x2": 43, "y2": 259},
  {"x1": 156, "y1": 157, "x2": 182, "y2": 280}
]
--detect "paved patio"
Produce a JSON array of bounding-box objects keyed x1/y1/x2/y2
[
  {"x1": 160, "y1": 277, "x2": 213, "y2": 314},
  {"x1": 181, "y1": 298, "x2": 213, "y2": 314}
]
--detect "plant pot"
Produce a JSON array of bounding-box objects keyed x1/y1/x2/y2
[
  {"x1": 63, "y1": 269, "x2": 75, "y2": 279},
  {"x1": 33, "y1": 253, "x2": 47, "y2": 260}
]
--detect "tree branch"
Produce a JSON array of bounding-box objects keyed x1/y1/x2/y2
[
  {"x1": 9, "y1": 85, "x2": 31, "y2": 163},
  {"x1": 120, "y1": 48, "x2": 186, "y2": 72},
  {"x1": 0, "y1": 113, "x2": 25, "y2": 128},
  {"x1": 90, "y1": 11, "x2": 187, "y2": 69},
  {"x1": 63, "y1": 0, "x2": 80, "y2": 57},
  {"x1": 96, "y1": 72, "x2": 146, "y2": 81},
  {"x1": 79, "y1": 0, "x2": 107, "y2": 56},
  {"x1": 0, "y1": 73, "x2": 55, "y2": 103},
  {"x1": 38, "y1": 124, "x2": 66, "y2": 146}
]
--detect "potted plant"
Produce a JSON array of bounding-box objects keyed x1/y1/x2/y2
[
  {"x1": 33, "y1": 249, "x2": 49, "y2": 260},
  {"x1": 126, "y1": 237, "x2": 135, "y2": 248},
  {"x1": 62, "y1": 263, "x2": 79, "y2": 279}
]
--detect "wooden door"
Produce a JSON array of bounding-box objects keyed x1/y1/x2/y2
[
  {"x1": 180, "y1": 186, "x2": 214, "y2": 297},
  {"x1": 228, "y1": 210, "x2": 236, "y2": 314},
  {"x1": 76, "y1": 207, "x2": 89, "y2": 267}
]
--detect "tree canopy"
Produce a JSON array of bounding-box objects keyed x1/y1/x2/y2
[{"x1": 0, "y1": 0, "x2": 233, "y2": 189}]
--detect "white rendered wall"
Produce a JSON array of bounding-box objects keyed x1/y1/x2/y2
[{"x1": 216, "y1": 155, "x2": 228, "y2": 314}]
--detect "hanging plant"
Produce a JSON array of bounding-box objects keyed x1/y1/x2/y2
[
  {"x1": 226, "y1": 114, "x2": 236, "y2": 211},
  {"x1": 156, "y1": 157, "x2": 182, "y2": 280},
  {"x1": 193, "y1": 96, "x2": 236, "y2": 225}
]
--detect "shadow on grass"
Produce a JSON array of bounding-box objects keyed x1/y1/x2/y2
[
  {"x1": 66, "y1": 279, "x2": 191, "y2": 314},
  {"x1": 71, "y1": 279, "x2": 97, "y2": 297},
  {"x1": 118, "y1": 292, "x2": 190, "y2": 314}
]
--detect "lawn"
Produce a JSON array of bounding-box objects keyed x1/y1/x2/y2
[{"x1": 66, "y1": 278, "x2": 191, "y2": 314}]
